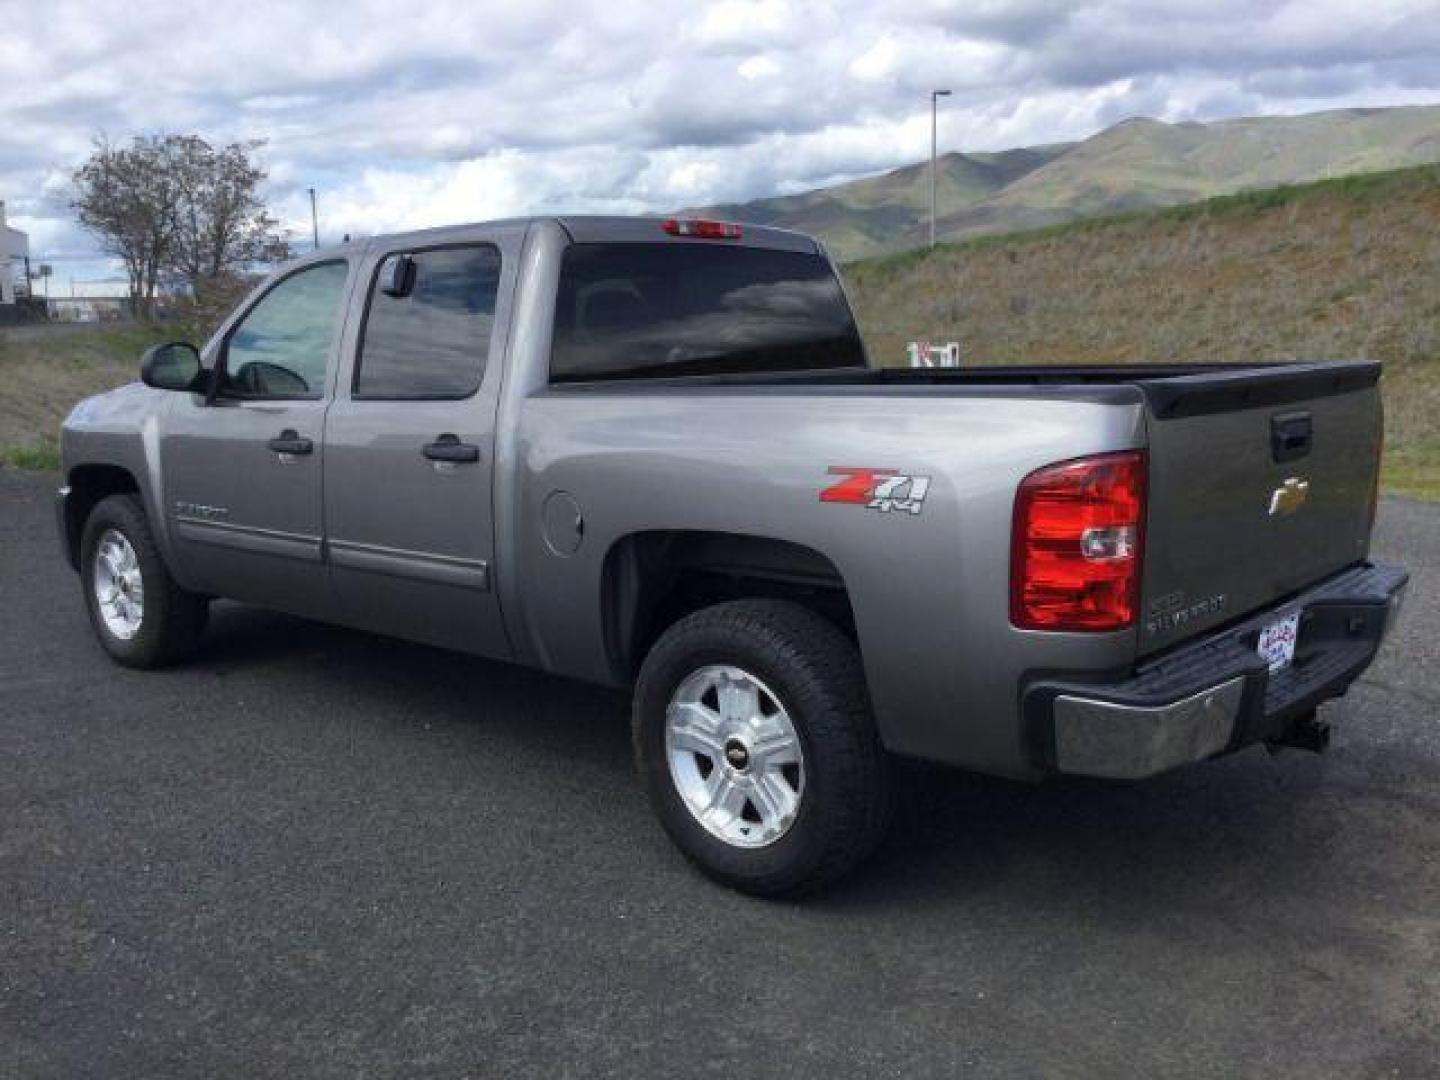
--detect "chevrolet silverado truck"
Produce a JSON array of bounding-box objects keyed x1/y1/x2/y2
[{"x1": 56, "y1": 215, "x2": 1408, "y2": 895}]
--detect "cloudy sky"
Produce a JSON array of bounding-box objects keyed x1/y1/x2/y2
[{"x1": 3, "y1": 0, "x2": 1440, "y2": 287}]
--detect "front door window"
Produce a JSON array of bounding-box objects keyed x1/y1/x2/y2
[{"x1": 222, "y1": 261, "x2": 349, "y2": 399}]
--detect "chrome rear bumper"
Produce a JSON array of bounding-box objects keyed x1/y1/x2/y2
[
  {"x1": 1053, "y1": 677, "x2": 1246, "y2": 779},
  {"x1": 1027, "y1": 562, "x2": 1408, "y2": 780}
]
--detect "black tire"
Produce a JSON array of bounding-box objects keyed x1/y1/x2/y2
[
  {"x1": 633, "y1": 600, "x2": 892, "y2": 897},
  {"x1": 80, "y1": 493, "x2": 208, "y2": 668}
]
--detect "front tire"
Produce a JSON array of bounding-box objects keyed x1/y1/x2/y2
[
  {"x1": 633, "y1": 600, "x2": 891, "y2": 896},
  {"x1": 81, "y1": 493, "x2": 208, "y2": 668}
]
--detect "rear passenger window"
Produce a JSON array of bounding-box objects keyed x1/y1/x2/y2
[{"x1": 355, "y1": 245, "x2": 502, "y2": 399}]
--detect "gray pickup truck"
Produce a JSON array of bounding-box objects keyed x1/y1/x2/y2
[{"x1": 56, "y1": 215, "x2": 1408, "y2": 894}]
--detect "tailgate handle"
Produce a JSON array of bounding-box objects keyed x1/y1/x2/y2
[{"x1": 1271, "y1": 412, "x2": 1312, "y2": 462}]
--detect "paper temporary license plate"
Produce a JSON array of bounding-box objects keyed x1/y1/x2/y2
[{"x1": 1257, "y1": 612, "x2": 1301, "y2": 672}]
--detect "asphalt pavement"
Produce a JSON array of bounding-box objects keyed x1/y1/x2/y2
[{"x1": 2, "y1": 467, "x2": 1437, "y2": 1078}]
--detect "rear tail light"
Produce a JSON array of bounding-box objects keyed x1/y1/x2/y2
[
  {"x1": 1011, "y1": 451, "x2": 1147, "y2": 632},
  {"x1": 662, "y1": 218, "x2": 742, "y2": 240}
]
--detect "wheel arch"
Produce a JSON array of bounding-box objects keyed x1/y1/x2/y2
[
  {"x1": 61, "y1": 463, "x2": 142, "y2": 570},
  {"x1": 600, "y1": 529, "x2": 858, "y2": 684}
]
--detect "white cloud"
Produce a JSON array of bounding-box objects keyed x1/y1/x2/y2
[
  {"x1": 688, "y1": 0, "x2": 809, "y2": 49},
  {"x1": 849, "y1": 36, "x2": 901, "y2": 82},
  {"x1": 738, "y1": 55, "x2": 783, "y2": 80},
  {"x1": 1, "y1": 0, "x2": 1438, "y2": 285}
]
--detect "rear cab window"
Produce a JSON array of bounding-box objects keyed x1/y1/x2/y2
[
  {"x1": 550, "y1": 242, "x2": 866, "y2": 382},
  {"x1": 355, "y1": 245, "x2": 503, "y2": 400}
]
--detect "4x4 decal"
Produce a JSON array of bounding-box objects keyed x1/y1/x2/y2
[{"x1": 819, "y1": 467, "x2": 931, "y2": 515}]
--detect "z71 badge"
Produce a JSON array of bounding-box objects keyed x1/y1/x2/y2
[{"x1": 819, "y1": 467, "x2": 931, "y2": 515}]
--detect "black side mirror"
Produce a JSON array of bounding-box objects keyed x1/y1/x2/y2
[
  {"x1": 140, "y1": 342, "x2": 206, "y2": 392},
  {"x1": 379, "y1": 253, "x2": 416, "y2": 298}
]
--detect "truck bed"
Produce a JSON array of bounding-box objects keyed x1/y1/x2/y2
[{"x1": 550, "y1": 358, "x2": 1384, "y2": 659}]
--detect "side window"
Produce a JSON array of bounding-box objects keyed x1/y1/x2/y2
[
  {"x1": 355, "y1": 245, "x2": 502, "y2": 399},
  {"x1": 222, "y1": 261, "x2": 348, "y2": 400}
]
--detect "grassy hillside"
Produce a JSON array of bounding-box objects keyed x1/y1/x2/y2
[
  {"x1": 3, "y1": 167, "x2": 1436, "y2": 499},
  {"x1": 843, "y1": 164, "x2": 1440, "y2": 499},
  {"x1": 0, "y1": 324, "x2": 172, "y2": 469},
  {"x1": 707, "y1": 105, "x2": 1440, "y2": 260}
]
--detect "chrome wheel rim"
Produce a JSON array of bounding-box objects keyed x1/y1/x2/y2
[
  {"x1": 93, "y1": 529, "x2": 144, "y2": 640},
  {"x1": 665, "y1": 665, "x2": 805, "y2": 849}
]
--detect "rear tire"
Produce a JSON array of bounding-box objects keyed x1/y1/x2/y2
[
  {"x1": 81, "y1": 493, "x2": 208, "y2": 668},
  {"x1": 633, "y1": 600, "x2": 891, "y2": 896}
]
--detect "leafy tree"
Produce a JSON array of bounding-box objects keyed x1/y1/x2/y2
[
  {"x1": 168, "y1": 136, "x2": 289, "y2": 301},
  {"x1": 71, "y1": 137, "x2": 180, "y2": 318},
  {"x1": 72, "y1": 135, "x2": 290, "y2": 317}
]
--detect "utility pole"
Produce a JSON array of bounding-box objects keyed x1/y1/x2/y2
[
  {"x1": 930, "y1": 89, "x2": 951, "y2": 249},
  {"x1": 308, "y1": 188, "x2": 319, "y2": 249}
]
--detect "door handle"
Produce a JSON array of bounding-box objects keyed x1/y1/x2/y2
[
  {"x1": 422, "y1": 434, "x2": 480, "y2": 463},
  {"x1": 267, "y1": 429, "x2": 314, "y2": 455}
]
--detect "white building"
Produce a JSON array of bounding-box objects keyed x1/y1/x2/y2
[
  {"x1": 0, "y1": 200, "x2": 30, "y2": 305},
  {"x1": 47, "y1": 277, "x2": 135, "y2": 322}
]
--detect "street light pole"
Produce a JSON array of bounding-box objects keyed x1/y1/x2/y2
[
  {"x1": 930, "y1": 89, "x2": 951, "y2": 249},
  {"x1": 308, "y1": 188, "x2": 319, "y2": 250}
]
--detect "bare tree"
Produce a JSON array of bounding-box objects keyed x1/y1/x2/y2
[{"x1": 72, "y1": 135, "x2": 290, "y2": 318}]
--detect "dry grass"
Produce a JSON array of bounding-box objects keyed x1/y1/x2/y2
[
  {"x1": 0, "y1": 323, "x2": 169, "y2": 466},
  {"x1": 0, "y1": 277, "x2": 249, "y2": 470},
  {"x1": 844, "y1": 166, "x2": 1440, "y2": 498}
]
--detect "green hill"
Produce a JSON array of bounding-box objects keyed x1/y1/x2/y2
[
  {"x1": 703, "y1": 105, "x2": 1440, "y2": 260},
  {"x1": 841, "y1": 164, "x2": 1440, "y2": 499},
  {"x1": 697, "y1": 144, "x2": 1072, "y2": 262}
]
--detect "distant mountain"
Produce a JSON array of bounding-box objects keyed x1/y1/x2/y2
[
  {"x1": 693, "y1": 105, "x2": 1440, "y2": 261},
  {"x1": 696, "y1": 143, "x2": 1073, "y2": 262}
]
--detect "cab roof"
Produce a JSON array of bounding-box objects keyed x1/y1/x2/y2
[{"x1": 326, "y1": 215, "x2": 822, "y2": 258}]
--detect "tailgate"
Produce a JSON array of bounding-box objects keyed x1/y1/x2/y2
[{"x1": 1137, "y1": 362, "x2": 1382, "y2": 655}]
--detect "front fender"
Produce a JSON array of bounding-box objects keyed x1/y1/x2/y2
[{"x1": 61, "y1": 384, "x2": 179, "y2": 571}]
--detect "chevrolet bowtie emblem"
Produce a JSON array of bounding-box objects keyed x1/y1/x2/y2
[{"x1": 1268, "y1": 477, "x2": 1309, "y2": 517}]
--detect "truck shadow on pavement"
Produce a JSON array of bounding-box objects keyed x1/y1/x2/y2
[{"x1": 195, "y1": 601, "x2": 1396, "y2": 917}]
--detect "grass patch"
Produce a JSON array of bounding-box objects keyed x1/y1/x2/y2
[
  {"x1": 0, "y1": 441, "x2": 61, "y2": 471},
  {"x1": 0, "y1": 322, "x2": 172, "y2": 453},
  {"x1": 1382, "y1": 441, "x2": 1440, "y2": 502}
]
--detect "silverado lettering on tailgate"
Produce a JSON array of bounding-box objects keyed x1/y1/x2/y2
[{"x1": 1146, "y1": 590, "x2": 1230, "y2": 636}]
